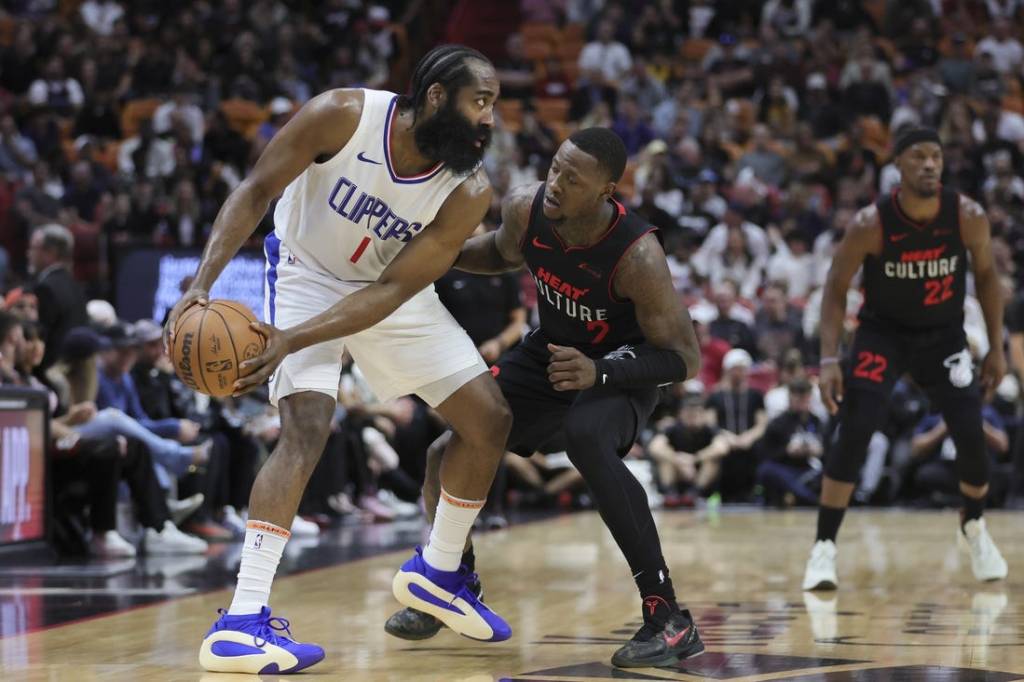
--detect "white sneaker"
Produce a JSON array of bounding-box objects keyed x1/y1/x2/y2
[
  {"x1": 802, "y1": 540, "x2": 838, "y2": 591},
  {"x1": 291, "y1": 515, "x2": 320, "y2": 537},
  {"x1": 90, "y1": 530, "x2": 137, "y2": 558},
  {"x1": 959, "y1": 518, "x2": 1008, "y2": 582},
  {"x1": 144, "y1": 520, "x2": 209, "y2": 555},
  {"x1": 220, "y1": 505, "x2": 246, "y2": 536},
  {"x1": 376, "y1": 490, "x2": 420, "y2": 518},
  {"x1": 167, "y1": 493, "x2": 205, "y2": 525}
]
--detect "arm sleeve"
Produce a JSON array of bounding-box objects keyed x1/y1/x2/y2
[{"x1": 593, "y1": 343, "x2": 687, "y2": 389}]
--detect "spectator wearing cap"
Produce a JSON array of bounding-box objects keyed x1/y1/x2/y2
[
  {"x1": 704, "y1": 348, "x2": 767, "y2": 501},
  {"x1": 648, "y1": 391, "x2": 734, "y2": 504},
  {"x1": 4, "y1": 288, "x2": 38, "y2": 322},
  {"x1": 94, "y1": 322, "x2": 211, "y2": 489},
  {"x1": 28, "y1": 224, "x2": 88, "y2": 371},
  {"x1": 764, "y1": 350, "x2": 828, "y2": 422},
  {"x1": 755, "y1": 378, "x2": 824, "y2": 506}
]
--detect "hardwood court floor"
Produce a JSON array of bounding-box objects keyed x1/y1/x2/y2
[{"x1": 2, "y1": 509, "x2": 1023, "y2": 681}]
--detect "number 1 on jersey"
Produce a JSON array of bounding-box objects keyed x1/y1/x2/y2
[{"x1": 349, "y1": 237, "x2": 371, "y2": 264}]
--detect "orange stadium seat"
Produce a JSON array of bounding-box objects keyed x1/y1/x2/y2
[
  {"x1": 555, "y1": 40, "x2": 584, "y2": 61},
  {"x1": 520, "y1": 22, "x2": 559, "y2": 46},
  {"x1": 120, "y1": 98, "x2": 161, "y2": 138},
  {"x1": 523, "y1": 39, "x2": 553, "y2": 61},
  {"x1": 680, "y1": 38, "x2": 715, "y2": 63},
  {"x1": 534, "y1": 98, "x2": 570, "y2": 125},
  {"x1": 220, "y1": 98, "x2": 269, "y2": 139},
  {"x1": 560, "y1": 23, "x2": 585, "y2": 43}
]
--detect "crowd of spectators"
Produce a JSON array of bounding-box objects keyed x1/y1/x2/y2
[{"x1": 3, "y1": 0, "x2": 1024, "y2": 558}]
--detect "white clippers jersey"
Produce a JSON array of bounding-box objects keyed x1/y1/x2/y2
[{"x1": 272, "y1": 89, "x2": 469, "y2": 282}]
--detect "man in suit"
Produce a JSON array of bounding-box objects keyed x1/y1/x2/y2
[{"x1": 28, "y1": 223, "x2": 87, "y2": 370}]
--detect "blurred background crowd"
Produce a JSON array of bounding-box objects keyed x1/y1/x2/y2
[{"x1": 2, "y1": 0, "x2": 1024, "y2": 558}]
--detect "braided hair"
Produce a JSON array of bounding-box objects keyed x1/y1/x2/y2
[{"x1": 398, "y1": 44, "x2": 491, "y2": 120}]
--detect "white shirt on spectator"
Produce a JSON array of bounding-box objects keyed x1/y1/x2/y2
[
  {"x1": 27, "y1": 78, "x2": 84, "y2": 109},
  {"x1": 689, "y1": 299, "x2": 756, "y2": 326},
  {"x1": 803, "y1": 287, "x2": 863, "y2": 339},
  {"x1": 578, "y1": 40, "x2": 633, "y2": 84},
  {"x1": 983, "y1": 173, "x2": 1024, "y2": 201},
  {"x1": 767, "y1": 247, "x2": 815, "y2": 300},
  {"x1": 80, "y1": 0, "x2": 124, "y2": 36},
  {"x1": 972, "y1": 110, "x2": 1024, "y2": 143},
  {"x1": 975, "y1": 35, "x2": 1024, "y2": 73},
  {"x1": 986, "y1": 0, "x2": 1021, "y2": 19},
  {"x1": 118, "y1": 136, "x2": 176, "y2": 179},
  {"x1": 693, "y1": 220, "x2": 771, "y2": 271},
  {"x1": 152, "y1": 101, "x2": 206, "y2": 145}
]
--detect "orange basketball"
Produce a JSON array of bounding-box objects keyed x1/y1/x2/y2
[{"x1": 170, "y1": 299, "x2": 266, "y2": 398}]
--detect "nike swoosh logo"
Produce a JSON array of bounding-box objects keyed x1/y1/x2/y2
[
  {"x1": 532, "y1": 237, "x2": 553, "y2": 250},
  {"x1": 357, "y1": 151, "x2": 382, "y2": 165},
  {"x1": 664, "y1": 625, "x2": 690, "y2": 647},
  {"x1": 889, "y1": 233, "x2": 909, "y2": 242}
]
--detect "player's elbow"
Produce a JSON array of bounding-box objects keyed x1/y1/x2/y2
[{"x1": 681, "y1": 346, "x2": 701, "y2": 381}]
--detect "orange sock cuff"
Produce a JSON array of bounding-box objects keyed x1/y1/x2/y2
[
  {"x1": 440, "y1": 488, "x2": 485, "y2": 510},
  {"x1": 246, "y1": 520, "x2": 292, "y2": 539}
]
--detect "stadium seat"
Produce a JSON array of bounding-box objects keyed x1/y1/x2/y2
[
  {"x1": 534, "y1": 98, "x2": 570, "y2": 125},
  {"x1": 120, "y1": 99, "x2": 161, "y2": 139},
  {"x1": 220, "y1": 99, "x2": 269, "y2": 139}
]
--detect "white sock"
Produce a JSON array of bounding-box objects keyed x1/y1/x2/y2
[
  {"x1": 422, "y1": 488, "x2": 484, "y2": 572},
  {"x1": 228, "y1": 520, "x2": 290, "y2": 615}
]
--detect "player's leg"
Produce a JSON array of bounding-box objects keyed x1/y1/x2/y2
[
  {"x1": 560, "y1": 385, "x2": 704, "y2": 668},
  {"x1": 804, "y1": 327, "x2": 904, "y2": 591},
  {"x1": 199, "y1": 391, "x2": 333, "y2": 674},
  {"x1": 389, "y1": 370, "x2": 513, "y2": 641},
  {"x1": 924, "y1": 331, "x2": 1007, "y2": 581},
  {"x1": 385, "y1": 431, "x2": 480, "y2": 641}
]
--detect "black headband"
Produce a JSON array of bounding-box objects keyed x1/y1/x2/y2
[{"x1": 894, "y1": 128, "x2": 941, "y2": 157}]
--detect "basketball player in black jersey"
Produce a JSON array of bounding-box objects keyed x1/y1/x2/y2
[
  {"x1": 385, "y1": 128, "x2": 705, "y2": 667},
  {"x1": 803, "y1": 128, "x2": 1009, "y2": 591}
]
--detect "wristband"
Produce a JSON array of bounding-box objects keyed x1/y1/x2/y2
[{"x1": 819, "y1": 356, "x2": 840, "y2": 366}]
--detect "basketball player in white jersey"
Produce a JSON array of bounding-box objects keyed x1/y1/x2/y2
[{"x1": 165, "y1": 45, "x2": 513, "y2": 674}]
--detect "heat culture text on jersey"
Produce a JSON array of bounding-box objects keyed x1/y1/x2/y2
[
  {"x1": 883, "y1": 244, "x2": 959, "y2": 279},
  {"x1": 531, "y1": 265, "x2": 607, "y2": 323},
  {"x1": 327, "y1": 176, "x2": 424, "y2": 243}
]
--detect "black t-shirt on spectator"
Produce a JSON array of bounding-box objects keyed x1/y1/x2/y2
[
  {"x1": 665, "y1": 422, "x2": 718, "y2": 454},
  {"x1": 707, "y1": 387, "x2": 764, "y2": 435},
  {"x1": 709, "y1": 317, "x2": 758, "y2": 357},
  {"x1": 759, "y1": 410, "x2": 823, "y2": 466},
  {"x1": 435, "y1": 271, "x2": 522, "y2": 346}
]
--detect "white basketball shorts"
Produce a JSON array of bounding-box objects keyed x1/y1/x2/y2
[{"x1": 263, "y1": 234, "x2": 488, "y2": 407}]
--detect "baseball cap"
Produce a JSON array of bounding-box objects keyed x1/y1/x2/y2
[
  {"x1": 722, "y1": 348, "x2": 752, "y2": 371},
  {"x1": 62, "y1": 326, "x2": 112, "y2": 361},
  {"x1": 103, "y1": 321, "x2": 138, "y2": 348},
  {"x1": 133, "y1": 319, "x2": 163, "y2": 344}
]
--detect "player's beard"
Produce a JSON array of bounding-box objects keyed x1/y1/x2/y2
[{"x1": 414, "y1": 99, "x2": 491, "y2": 175}]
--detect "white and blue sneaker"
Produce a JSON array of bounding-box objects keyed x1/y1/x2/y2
[
  {"x1": 392, "y1": 546, "x2": 511, "y2": 642},
  {"x1": 198, "y1": 607, "x2": 325, "y2": 674}
]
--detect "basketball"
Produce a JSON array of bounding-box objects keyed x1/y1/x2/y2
[{"x1": 170, "y1": 299, "x2": 266, "y2": 398}]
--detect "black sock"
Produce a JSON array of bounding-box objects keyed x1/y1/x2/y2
[
  {"x1": 461, "y1": 545, "x2": 476, "y2": 573},
  {"x1": 816, "y1": 505, "x2": 846, "y2": 542},
  {"x1": 635, "y1": 568, "x2": 678, "y2": 623},
  {"x1": 961, "y1": 493, "x2": 985, "y2": 530}
]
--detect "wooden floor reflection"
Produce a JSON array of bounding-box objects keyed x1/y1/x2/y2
[{"x1": 3, "y1": 509, "x2": 1023, "y2": 681}]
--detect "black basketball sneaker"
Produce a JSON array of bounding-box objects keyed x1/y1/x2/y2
[
  {"x1": 384, "y1": 575, "x2": 483, "y2": 640},
  {"x1": 611, "y1": 597, "x2": 704, "y2": 668}
]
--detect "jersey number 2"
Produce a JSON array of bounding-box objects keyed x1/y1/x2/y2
[
  {"x1": 923, "y1": 275, "x2": 954, "y2": 306},
  {"x1": 853, "y1": 351, "x2": 887, "y2": 383},
  {"x1": 587, "y1": 320, "x2": 610, "y2": 344}
]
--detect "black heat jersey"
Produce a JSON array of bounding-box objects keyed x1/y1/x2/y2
[
  {"x1": 859, "y1": 186, "x2": 967, "y2": 330},
  {"x1": 520, "y1": 185, "x2": 654, "y2": 357}
]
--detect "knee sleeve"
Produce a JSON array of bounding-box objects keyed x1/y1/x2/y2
[{"x1": 825, "y1": 387, "x2": 892, "y2": 483}]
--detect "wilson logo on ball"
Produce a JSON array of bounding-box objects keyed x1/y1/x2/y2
[{"x1": 178, "y1": 332, "x2": 198, "y2": 390}]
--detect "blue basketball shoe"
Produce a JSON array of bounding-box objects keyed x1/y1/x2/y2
[
  {"x1": 392, "y1": 546, "x2": 511, "y2": 642},
  {"x1": 198, "y1": 607, "x2": 325, "y2": 674}
]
